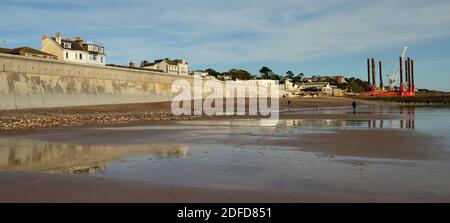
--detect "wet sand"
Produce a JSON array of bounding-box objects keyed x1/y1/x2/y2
[
  {"x1": 1, "y1": 118, "x2": 450, "y2": 202},
  {"x1": 0, "y1": 172, "x2": 360, "y2": 203},
  {"x1": 1, "y1": 98, "x2": 450, "y2": 203},
  {"x1": 265, "y1": 129, "x2": 447, "y2": 160},
  {"x1": 1, "y1": 120, "x2": 444, "y2": 161},
  {"x1": 1, "y1": 172, "x2": 448, "y2": 203}
]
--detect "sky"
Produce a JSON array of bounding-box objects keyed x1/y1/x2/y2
[{"x1": 1, "y1": 0, "x2": 450, "y2": 91}]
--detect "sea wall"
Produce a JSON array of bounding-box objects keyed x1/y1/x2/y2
[{"x1": 0, "y1": 54, "x2": 197, "y2": 110}]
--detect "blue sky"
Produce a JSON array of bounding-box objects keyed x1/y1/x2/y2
[{"x1": 1, "y1": 0, "x2": 450, "y2": 91}]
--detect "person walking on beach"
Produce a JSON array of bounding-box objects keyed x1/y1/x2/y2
[{"x1": 352, "y1": 100, "x2": 357, "y2": 114}]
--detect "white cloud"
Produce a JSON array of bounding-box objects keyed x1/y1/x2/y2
[
  {"x1": 1, "y1": 0, "x2": 450, "y2": 66},
  {"x1": 176, "y1": 0, "x2": 450, "y2": 64}
]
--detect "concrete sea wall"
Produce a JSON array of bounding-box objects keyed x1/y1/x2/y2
[{"x1": 0, "y1": 54, "x2": 196, "y2": 110}]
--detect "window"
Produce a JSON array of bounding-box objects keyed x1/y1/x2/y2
[
  {"x1": 101, "y1": 57, "x2": 103, "y2": 63},
  {"x1": 79, "y1": 53, "x2": 82, "y2": 60},
  {"x1": 63, "y1": 42, "x2": 71, "y2": 48},
  {"x1": 66, "y1": 52, "x2": 68, "y2": 59}
]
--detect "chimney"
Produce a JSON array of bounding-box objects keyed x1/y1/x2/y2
[
  {"x1": 41, "y1": 34, "x2": 47, "y2": 49},
  {"x1": 379, "y1": 61, "x2": 383, "y2": 89},
  {"x1": 74, "y1": 36, "x2": 84, "y2": 47},
  {"x1": 411, "y1": 59, "x2": 414, "y2": 86},
  {"x1": 55, "y1": 32, "x2": 62, "y2": 45},
  {"x1": 371, "y1": 58, "x2": 376, "y2": 89},
  {"x1": 411, "y1": 59, "x2": 415, "y2": 94},
  {"x1": 405, "y1": 60, "x2": 408, "y2": 83},
  {"x1": 407, "y1": 57, "x2": 411, "y2": 87},
  {"x1": 367, "y1": 58, "x2": 371, "y2": 85},
  {"x1": 129, "y1": 60, "x2": 135, "y2": 68},
  {"x1": 399, "y1": 57, "x2": 403, "y2": 92}
]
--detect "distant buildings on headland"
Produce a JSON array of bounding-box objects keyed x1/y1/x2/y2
[{"x1": 283, "y1": 75, "x2": 346, "y2": 97}]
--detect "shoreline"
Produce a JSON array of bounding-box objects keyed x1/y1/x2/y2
[
  {"x1": 0, "y1": 97, "x2": 383, "y2": 131},
  {"x1": 354, "y1": 93, "x2": 450, "y2": 105},
  {"x1": 0, "y1": 99, "x2": 450, "y2": 203}
]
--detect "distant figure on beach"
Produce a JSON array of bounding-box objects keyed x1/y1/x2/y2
[{"x1": 352, "y1": 101, "x2": 357, "y2": 114}]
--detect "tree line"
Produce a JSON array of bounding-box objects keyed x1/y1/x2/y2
[
  {"x1": 205, "y1": 66, "x2": 302, "y2": 82},
  {"x1": 204, "y1": 66, "x2": 369, "y2": 93}
]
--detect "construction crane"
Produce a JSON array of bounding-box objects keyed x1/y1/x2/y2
[{"x1": 387, "y1": 47, "x2": 407, "y2": 90}]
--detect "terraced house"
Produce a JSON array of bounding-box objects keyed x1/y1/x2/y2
[
  {"x1": 0, "y1": 46, "x2": 57, "y2": 60},
  {"x1": 41, "y1": 32, "x2": 105, "y2": 65},
  {"x1": 140, "y1": 58, "x2": 189, "y2": 75}
]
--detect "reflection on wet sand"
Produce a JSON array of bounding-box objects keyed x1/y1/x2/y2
[
  {"x1": 285, "y1": 106, "x2": 416, "y2": 129},
  {"x1": 369, "y1": 106, "x2": 415, "y2": 129},
  {"x1": 284, "y1": 119, "x2": 416, "y2": 129},
  {"x1": 0, "y1": 138, "x2": 189, "y2": 174}
]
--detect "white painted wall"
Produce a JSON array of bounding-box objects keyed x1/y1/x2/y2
[{"x1": 62, "y1": 49, "x2": 105, "y2": 65}]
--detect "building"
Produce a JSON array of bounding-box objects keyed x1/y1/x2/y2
[
  {"x1": 141, "y1": 58, "x2": 189, "y2": 75},
  {"x1": 304, "y1": 75, "x2": 347, "y2": 84},
  {"x1": 335, "y1": 76, "x2": 346, "y2": 84},
  {"x1": 281, "y1": 78, "x2": 301, "y2": 94},
  {"x1": 235, "y1": 79, "x2": 278, "y2": 88},
  {"x1": 191, "y1": 70, "x2": 208, "y2": 77},
  {"x1": 299, "y1": 82, "x2": 329, "y2": 90},
  {"x1": 332, "y1": 87, "x2": 344, "y2": 96},
  {"x1": 0, "y1": 46, "x2": 57, "y2": 60},
  {"x1": 41, "y1": 32, "x2": 105, "y2": 65},
  {"x1": 191, "y1": 70, "x2": 215, "y2": 79}
]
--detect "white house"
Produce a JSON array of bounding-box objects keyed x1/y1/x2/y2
[
  {"x1": 41, "y1": 32, "x2": 105, "y2": 65},
  {"x1": 237, "y1": 79, "x2": 278, "y2": 87},
  {"x1": 191, "y1": 70, "x2": 214, "y2": 79},
  {"x1": 141, "y1": 58, "x2": 189, "y2": 75}
]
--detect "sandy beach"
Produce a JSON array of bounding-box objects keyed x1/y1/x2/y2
[
  {"x1": 0, "y1": 172, "x2": 370, "y2": 203},
  {"x1": 2, "y1": 170, "x2": 448, "y2": 203},
  {"x1": 0, "y1": 97, "x2": 380, "y2": 131},
  {"x1": 1, "y1": 97, "x2": 450, "y2": 202}
]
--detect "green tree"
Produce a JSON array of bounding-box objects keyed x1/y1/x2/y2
[
  {"x1": 340, "y1": 77, "x2": 368, "y2": 93},
  {"x1": 268, "y1": 72, "x2": 281, "y2": 80},
  {"x1": 226, "y1": 68, "x2": 254, "y2": 80},
  {"x1": 259, "y1": 66, "x2": 272, "y2": 79},
  {"x1": 292, "y1": 73, "x2": 304, "y2": 84},
  {"x1": 205, "y1": 68, "x2": 220, "y2": 78},
  {"x1": 285, "y1": 71, "x2": 294, "y2": 79}
]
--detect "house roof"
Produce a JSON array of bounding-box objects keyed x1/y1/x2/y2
[
  {"x1": 0, "y1": 47, "x2": 10, "y2": 54},
  {"x1": 51, "y1": 37, "x2": 104, "y2": 54},
  {"x1": 151, "y1": 58, "x2": 189, "y2": 65},
  {"x1": 0, "y1": 46, "x2": 57, "y2": 57},
  {"x1": 142, "y1": 61, "x2": 158, "y2": 67},
  {"x1": 106, "y1": 63, "x2": 163, "y2": 72},
  {"x1": 301, "y1": 82, "x2": 328, "y2": 85},
  {"x1": 53, "y1": 38, "x2": 84, "y2": 51}
]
